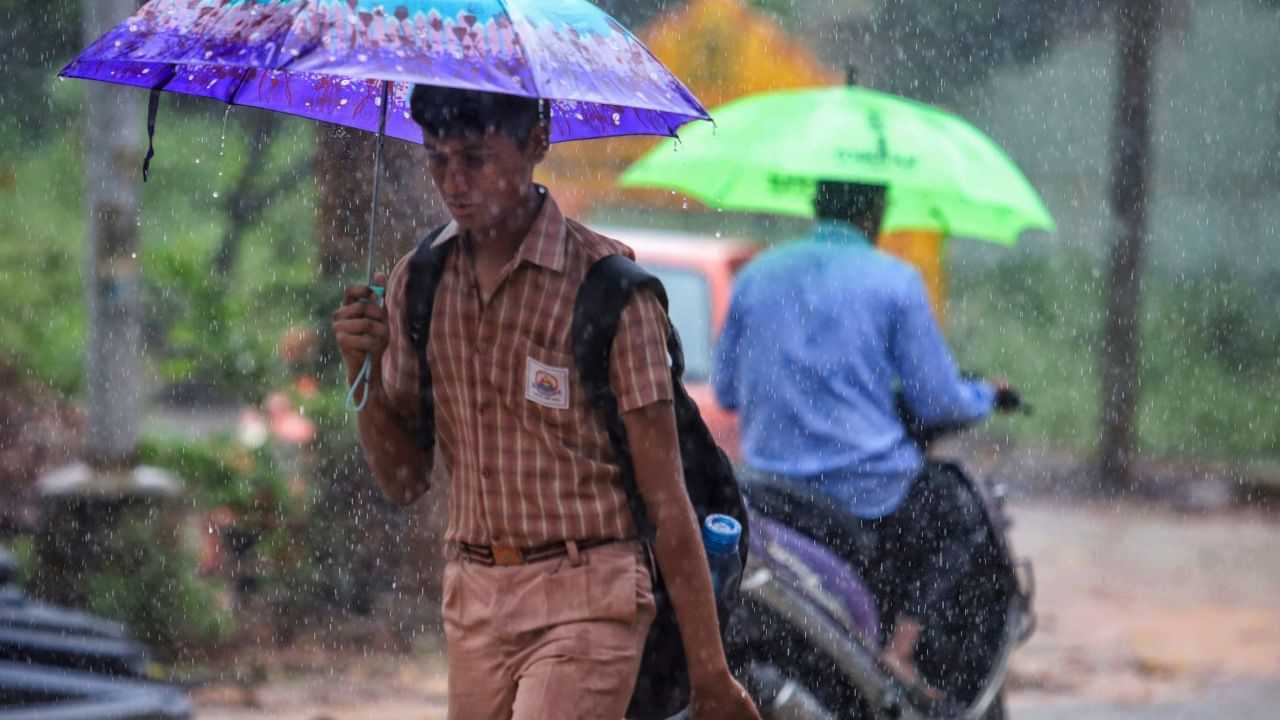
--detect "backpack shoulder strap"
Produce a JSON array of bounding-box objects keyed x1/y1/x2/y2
[
  {"x1": 403, "y1": 223, "x2": 454, "y2": 450},
  {"x1": 571, "y1": 254, "x2": 684, "y2": 541},
  {"x1": 573, "y1": 254, "x2": 685, "y2": 387}
]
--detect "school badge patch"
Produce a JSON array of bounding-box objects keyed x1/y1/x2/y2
[{"x1": 525, "y1": 357, "x2": 570, "y2": 410}]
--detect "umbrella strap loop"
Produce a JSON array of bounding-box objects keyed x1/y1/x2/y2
[
  {"x1": 346, "y1": 356, "x2": 374, "y2": 412},
  {"x1": 143, "y1": 89, "x2": 160, "y2": 182}
]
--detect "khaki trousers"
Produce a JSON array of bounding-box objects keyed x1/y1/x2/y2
[{"x1": 444, "y1": 541, "x2": 655, "y2": 720}]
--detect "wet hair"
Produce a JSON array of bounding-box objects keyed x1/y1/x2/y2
[
  {"x1": 814, "y1": 180, "x2": 888, "y2": 237},
  {"x1": 409, "y1": 85, "x2": 545, "y2": 145}
]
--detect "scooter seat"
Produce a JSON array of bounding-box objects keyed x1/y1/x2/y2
[{"x1": 740, "y1": 474, "x2": 881, "y2": 565}]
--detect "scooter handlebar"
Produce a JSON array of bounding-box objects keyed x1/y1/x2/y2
[{"x1": 993, "y1": 385, "x2": 1024, "y2": 414}]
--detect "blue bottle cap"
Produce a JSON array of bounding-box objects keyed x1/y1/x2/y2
[{"x1": 702, "y1": 514, "x2": 742, "y2": 556}]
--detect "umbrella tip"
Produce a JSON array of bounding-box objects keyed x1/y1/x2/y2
[{"x1": 845, "y1": 65, "x2": 860, "y2": 87}]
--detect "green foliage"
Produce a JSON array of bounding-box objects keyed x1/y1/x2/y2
[
  {"x1": 137, "y1": 435, "x2": 294, "y2": 516},
  {"x1": 0, "y1": 122, "x2": 86, "y2": 394},
  {"x1": 947, "y1": 242, "x2": 1280, "y2": 460},
  {"x1": 6, "y1": 537, "x2": 35, "y2": 589},
  {"x1": 748, "y1": 0, "x2": 804, "y2": 21},
  {"x1": 135, "y1": 433, "x2": 314, "y2": 640},
  {"x1": 0, "y1": 0, "x2": 82, "y2": 146},
  {"x1": 0, "y1": 79, "x2": 319, "y2": 400},
  {"x1": 947, "y1": 243, "x2": 1104, "y2": 450},
  {"x1": 83, "y1": 517, "x2": 233, "y2": 658},
  {"x1": 138, "y1": 106, "x2": 319, "y2": 402},
  {"x1": 1139, "y1": 269, "x2": 1280, "y2": 457}
]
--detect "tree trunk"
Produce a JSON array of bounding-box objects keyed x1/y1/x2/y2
[
  {"x1": 1099, "y1": 0, "x2": 1161, "y2": 491},
  {"x1": 315, "y1": 125, "x2": 443, "y2": 278},
  {"x1": 82, "y1": 0, "x2": 143, "y2": 469}
]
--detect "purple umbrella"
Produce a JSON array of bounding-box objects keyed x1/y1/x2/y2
[
  {"x1": 61, "y1": 0, "x2": 709, "y2": 145},
  {"x1": 60, "y1": 0, "x2": 709, "y2": 408}
]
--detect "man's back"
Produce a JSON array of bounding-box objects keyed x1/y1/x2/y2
[{"x1": 713, "y1": 220, "x2": 992, "y2": 517}]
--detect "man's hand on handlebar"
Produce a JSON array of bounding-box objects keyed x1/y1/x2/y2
[{"x1": 992, "y1": 380, "x2": 1025, "y2": 414}]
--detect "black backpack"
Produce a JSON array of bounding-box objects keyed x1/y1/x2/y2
[{"x1": 403, "y1": 226, "x2": 749, "y2": 719}]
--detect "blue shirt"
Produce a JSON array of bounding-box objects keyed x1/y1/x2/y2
[{"x1": 713, "y1": 220, "x2": 995, "y2": 518}]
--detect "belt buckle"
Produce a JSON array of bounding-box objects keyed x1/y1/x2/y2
[{"x1": 491, "y1": 544, "x2": 524, "y2": 567}]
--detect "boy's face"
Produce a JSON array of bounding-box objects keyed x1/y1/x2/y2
[{"x1": 423, "y1": 126, "x2": 548, "y2": 238}]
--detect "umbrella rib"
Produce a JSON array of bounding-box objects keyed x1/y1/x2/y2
[
  {"x1": 224, "y1": 66, "x2": 254, "y2": 107},
  {"x1": 492, "y1": 0, "x2": 544, "y2": 101}
]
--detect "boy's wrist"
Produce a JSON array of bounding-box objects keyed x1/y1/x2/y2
[{"x1": 688, "y1": 654, "x2": 732, "y2": 693}]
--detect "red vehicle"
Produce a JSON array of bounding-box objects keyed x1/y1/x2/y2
[{"x1": 604, "y1": 228, "x2": 760, "y2": 464}]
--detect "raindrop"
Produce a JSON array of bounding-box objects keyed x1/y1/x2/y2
[{"x1": 213, "y1": 106, "x2": 231, "y2": 200}]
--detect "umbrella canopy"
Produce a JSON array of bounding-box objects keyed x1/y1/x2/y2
[
  {"x1": 59, "y1": 0, "x2": 710, "y2": 144},
  {"x1": 619, "y1": 85, "x2": 1054, "y2": 245},
  {"x1": 60, "y1": 0, "x2": 710, "y2": 413}
]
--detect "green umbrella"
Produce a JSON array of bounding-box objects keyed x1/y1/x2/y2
[{"x1": 619, "y1": 85, "x2": 1055, "y2": 245}]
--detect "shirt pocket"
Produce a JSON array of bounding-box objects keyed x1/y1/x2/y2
[{"x1": 488, "y1": 336, "x2": 580, "y2": 436}]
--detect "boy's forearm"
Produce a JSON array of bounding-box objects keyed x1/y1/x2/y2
[
  {"x1": 649, "y1": 495, "x2": 732, "y2": 690},
  {"x1": 623, "y1": 402, "x2": 733, "y2": 690}
]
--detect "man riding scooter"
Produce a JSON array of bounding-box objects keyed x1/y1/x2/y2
[{"x1": 712, "y1": 180, "x2": 1020, "y2": 697}]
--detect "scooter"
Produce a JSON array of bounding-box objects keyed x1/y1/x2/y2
[{"x1": 721, "y1": 394, "x2": 1035, "y2": 720}]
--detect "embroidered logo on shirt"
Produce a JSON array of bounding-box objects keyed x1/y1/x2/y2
[{"x1": 525, "y1": 357, "x2": 570, "y2": 410}]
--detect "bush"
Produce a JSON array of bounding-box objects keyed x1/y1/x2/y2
[
  {"x1": 137, "y1": 435, "x2": 293, "y2": 517},
  {"x1": 947, "y1": 241, "x2": 1280, "y2": 460},
  {"x1": 295, "y1": 386, "x2": 410, "y2": 618},
  {"x1": 947, "y1": 242, "x2": 1104, "y2": 450},
  {"x1": 1, "y1": 83, "x2": 318, "y2": 402},
  {"x1": 83, "y1": 517, "x2": 233, "y2": 659}
]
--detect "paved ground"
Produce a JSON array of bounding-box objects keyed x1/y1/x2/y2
[
  {"x1": 1004, "y1": 501, "x2": 1280, "y2": 719},
  {"x1": 194, "y1": 498, "x2": 1280, "y2": 719},
  {"x1": 1012, "y1": 680, "x2": 1280, "y2": 720}
]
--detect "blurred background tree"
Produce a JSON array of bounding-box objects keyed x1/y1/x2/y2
[{"x1": 866, "y1": 0, "x2": 1109, "y2": 101}]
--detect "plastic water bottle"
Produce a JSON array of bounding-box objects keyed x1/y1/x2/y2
[{"x1": 702, "y1": 514, "x2": 743, "y2": 602}]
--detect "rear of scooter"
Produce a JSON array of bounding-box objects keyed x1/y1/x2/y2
[{"x1": 725, "y1": 475, "x2": 1034, "y2": 720}]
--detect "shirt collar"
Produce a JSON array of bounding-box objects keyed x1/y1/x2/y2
[
  {"x1": 811, "y1": 219, "x2": 872, "y2": 247},
  {"x1": 514, "y1": 186, "x2": 567, "y2": 273},
  {"x1": 433, "y1": 185, "x2": 567, "y2": 273}
]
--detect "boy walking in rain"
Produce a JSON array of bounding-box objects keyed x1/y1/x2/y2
[{"x1": 333, "y1": 86, "x2": 759, "y2": 720}]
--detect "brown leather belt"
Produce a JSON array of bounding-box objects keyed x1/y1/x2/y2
[{"x1": 454, "y1": 538, "x2": 623, "y2": 567}]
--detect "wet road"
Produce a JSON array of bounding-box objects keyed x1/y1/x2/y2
[
  {"x1": 197, "y1": 499, "x2": 1280, "y2": 719},
  {"x1": 1015, "y1": 680, "x2": 1280, "y2": 719},
  {"x1": 1004, "y1": 501, "x2": 1280, "y2": 713}
]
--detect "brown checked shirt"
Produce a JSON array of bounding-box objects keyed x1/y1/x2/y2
[{"x1": 381, "y1": 191, "x2": 674, "y2": 547}]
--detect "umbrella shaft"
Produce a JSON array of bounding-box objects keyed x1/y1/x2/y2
[{"x1": 365, "y1": 81, "x2": 390, "y2": 284}]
